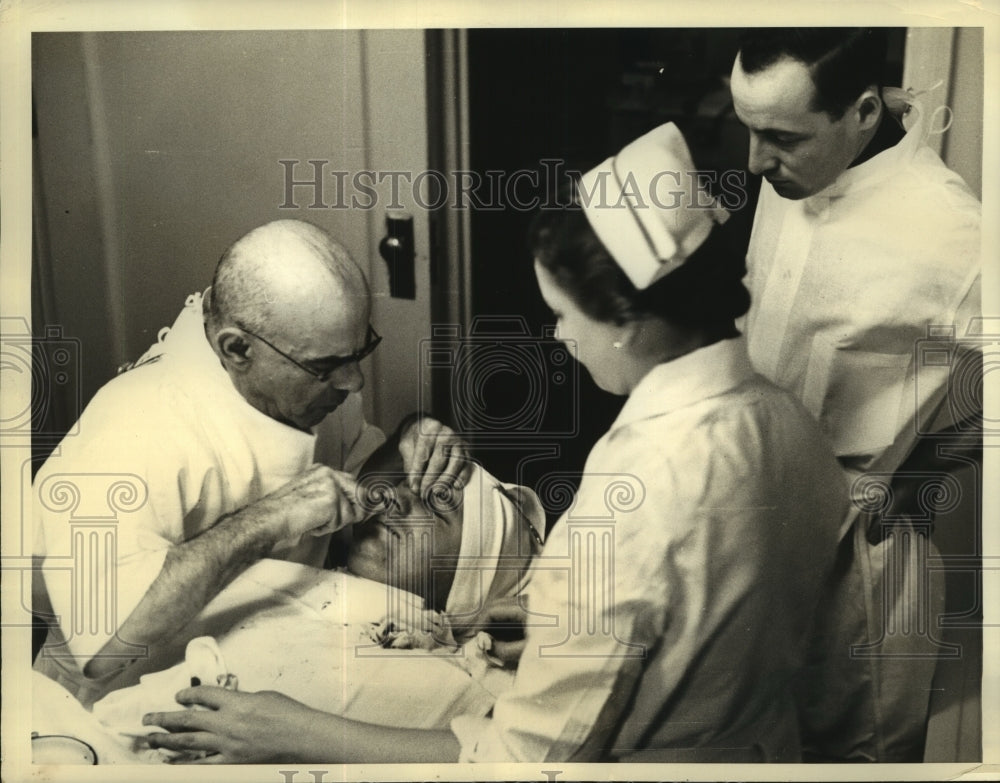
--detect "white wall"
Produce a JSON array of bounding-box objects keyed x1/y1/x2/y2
[
  {"x1": 33, "y1": 30, "x2": 430, "y2": 433},
  {"x1": 903, "y1": 27, "x2": 983, "y2": 199},
  {"x1": 943, "y1": 27, "x2": 984, "y2": 200}
]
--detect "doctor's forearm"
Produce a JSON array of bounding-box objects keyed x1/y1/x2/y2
[{"x1": 83, "y1": 505, "x2": 281, "y2": 678}]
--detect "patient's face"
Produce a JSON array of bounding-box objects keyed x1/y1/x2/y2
[{"x1": 346, "y1": 479, "x2": 464, "y2": 611}]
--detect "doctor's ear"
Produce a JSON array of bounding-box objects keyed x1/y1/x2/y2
[
  {"x1": 215, "y1": 328, "x2": 253, "y2": 369},
  {"x1": 855, "y1": 88, "x2": 882, "y2": 131}
]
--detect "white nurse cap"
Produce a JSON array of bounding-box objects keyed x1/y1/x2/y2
[{"x1": 578, "y1": 122, "x2": 730, "y2": 290}]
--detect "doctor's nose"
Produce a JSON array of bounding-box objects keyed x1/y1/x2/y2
[
  {"x1": 331, "y1": 361, "x2": 365, "y2": 393},
  {"x1": 747, "y1": 135, "x2": 777, "y2": 176}
]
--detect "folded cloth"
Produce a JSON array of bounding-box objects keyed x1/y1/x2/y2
[
  {"x1": 364, "y1": 607, "x2": 455, "y2": 650},
  {"x1": 445, "y1": 469, "x2": 546, "y2": 636},
  {"x1": 31, "y1": 671, "x2": 143, "y2": 764},
  {"x1": 90, "y1": 562, "x2": 507, "y2": 761},
  {"x1": 94, "y1": 637, "x2": 234, "y2": 762},
  {"x1": 95, "y1": 638, "x2": 230, "y2": 736}
]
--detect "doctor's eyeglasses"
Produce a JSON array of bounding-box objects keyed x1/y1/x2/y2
[{"x1": 235, "y1": 322, "x2": 382, "y2": 382}]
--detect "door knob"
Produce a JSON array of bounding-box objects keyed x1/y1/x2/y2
[{"x1": 378, "y1": 212, "x2": 416, "y2": 299}]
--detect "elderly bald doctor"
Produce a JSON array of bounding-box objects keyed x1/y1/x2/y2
[{"x1": 33, "y1": 219, "x2": 468, "y2": 705}]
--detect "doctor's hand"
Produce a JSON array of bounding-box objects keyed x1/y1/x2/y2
[
  {"x1": 143, "y1": 687, "x2": 323, "y2": 764},
  {"x1": 258, "y1": 464, "x2": 366, "y2": 540},
  {"x1": 398, "y1": 415, "x2": 473, "y2": 499}
]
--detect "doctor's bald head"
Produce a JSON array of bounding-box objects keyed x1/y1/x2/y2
[
  {"x1": 208, "y1": 219, "x2": 369, "y2": 333},
  {"x1": 205, "y1": 220, "x2": 377, "y2": 431}
]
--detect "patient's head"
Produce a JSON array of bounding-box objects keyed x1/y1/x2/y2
[{"x1": 345, "y1": 427, "x2": 465, "y2": 611}]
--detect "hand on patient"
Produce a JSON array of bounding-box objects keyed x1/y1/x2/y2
[
  {"x1": 86, "y1": 464, "x2": 370, "y2": 679},
  {"x1": 260, "y1": 463, "x2": 368, "y2": 539},
  {"x1": 144, "y1": 684, "x2": 460, "y2": 764},
  {"x1": 398, "y1": 415, "x2": 473, "y2": 499},
  {"x1": 341, "y1": 415, "x2": 468, "y2": 610},
  {"x1": 144, "y1": 686, "x2": 322, "y2": 764}
]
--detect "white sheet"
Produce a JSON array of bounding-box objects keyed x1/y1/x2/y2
[{"x1": 33, "y1": 560, "x2": 513, "y2": 764}]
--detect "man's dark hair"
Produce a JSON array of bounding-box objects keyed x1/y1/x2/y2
[{"x1": 737, "y1": 28, "x2": 889, "y2": 118}]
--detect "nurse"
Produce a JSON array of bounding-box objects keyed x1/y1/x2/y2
[{"x1": 144, "y1": 123, "x2": 849, "y2": 763}]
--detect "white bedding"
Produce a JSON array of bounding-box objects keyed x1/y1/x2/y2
[{"x1": 32, "y1": 559, "x2": 513, "y2": 764}]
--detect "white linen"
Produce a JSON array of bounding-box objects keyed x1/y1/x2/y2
[
  {"x1": 88, "y1": 561, "x2": 507, "y2": 764},
  {"x1": 445, "y1": 469, "x2": 546, "y2": 631},
  {"x1": 452, "y1": 337, "x2": 848, "y2": 762},
  {"x1": 30, "y1": 563, "x2": 510, "y2": 765}
]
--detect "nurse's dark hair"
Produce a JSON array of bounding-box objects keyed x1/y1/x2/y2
[
  {"x1": 737, "y1": 27, "x2": 889, "y2": 119},
  {"x1": 528, "y1": 201, "x2": 750, "y2": 333}
]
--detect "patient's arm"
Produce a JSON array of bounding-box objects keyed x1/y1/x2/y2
[
  {"x1": 144, "y1": 686, "x2": 459, "y2": 763},
  {"x1": 86, "y1": 465, "x2": 364, "y2": 678}
]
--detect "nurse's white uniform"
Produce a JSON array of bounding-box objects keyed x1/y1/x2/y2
[{"x1": 452, "y1": 337, "x2": 848, "y2": 761}]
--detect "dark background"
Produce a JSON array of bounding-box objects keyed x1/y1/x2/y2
[{"x1": 460, "y1": 28, "x2": 905, "y2": 525}]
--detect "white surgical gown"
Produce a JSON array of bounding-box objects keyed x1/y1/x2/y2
[
  {"x1": 743, "y1": 94, "x2": 982, "y2": 761},
  {"x1": 33, "y1": 292, "x2": 384, "y2": 705}
]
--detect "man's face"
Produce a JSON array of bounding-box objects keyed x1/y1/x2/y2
[
  {"x1": 241, "y1": 302, "x2": 371, "y2": 431},
  {"x1": 347, "y1": 480, "x2": 464, "y2": 610},
  {"x1": 730, "y1": 54, "x2": 865, "y2": 200}
]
